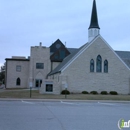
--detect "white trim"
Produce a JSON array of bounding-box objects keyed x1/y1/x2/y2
[
  {"x1": 61, "y1": 35, "x2": 100, "y2": 72},
  {"x1": 61, "y1": 35, "x2": 130, "y2": 73},
  {"x1": 88, "y1": 28, "x2": 100, "y2": 42},
  {"x1": 99, "y1": 35, "x2": 130, "y2": 71},
  {"x1": 98, "y1": 102, "x2": 115, "y2": 106},
  {"x1": 21, "y1": 100, "x2": 34, "y2": 104}
]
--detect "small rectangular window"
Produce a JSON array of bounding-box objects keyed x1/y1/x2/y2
[
  {"x1": 16, "y1": 65, "x2": 21, "y2": 72},
  {"x1": 36, "y1": 63, "x2": 44, "y2": 69},
  {"x1": 46, "y1": 84, "x2": 53, "y2": 92}
]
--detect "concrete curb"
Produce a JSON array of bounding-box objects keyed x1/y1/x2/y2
[{"x1": 0, "y1": 98, "x2": 130, "y2": 103}]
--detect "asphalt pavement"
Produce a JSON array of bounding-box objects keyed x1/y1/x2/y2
[{"x1": 0, "y1": 100, "x2": 130, "y2": 130}]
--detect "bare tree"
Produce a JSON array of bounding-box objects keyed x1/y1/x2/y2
[{"x1": 0, "y1": 63, "x2": 5, "y2": 84}]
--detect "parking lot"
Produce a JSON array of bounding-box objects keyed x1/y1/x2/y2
[{"x1": 0, "y1": 100, "x2": 130, "y2": 130}]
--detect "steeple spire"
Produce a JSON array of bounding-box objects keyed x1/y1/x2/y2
[
  {"x1": 89, "y1": 0, "x2": 100, "y2": 29},
  {"x1": 88, "y1": 0, "x2": 100, "y2": 42}
]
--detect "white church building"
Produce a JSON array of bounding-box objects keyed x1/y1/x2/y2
[{"x1": 5, "y1": 0, "x2": 130, "y2": 94}]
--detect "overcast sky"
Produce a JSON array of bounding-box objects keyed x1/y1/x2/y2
[{"x1": 0, "y1": 0, "x2": 130, "y2": 67}]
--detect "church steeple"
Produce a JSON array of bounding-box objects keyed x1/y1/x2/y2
[
  {"x1": 89, "y1": 0, "x2": 100, "y2": 29},
  {"x1": 88, "y1": 0, "x2": 100, "y2": 42}
]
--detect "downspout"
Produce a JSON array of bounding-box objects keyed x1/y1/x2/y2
[{"x1": 51, "y1": 62, "x2": 53, "y2": 71}]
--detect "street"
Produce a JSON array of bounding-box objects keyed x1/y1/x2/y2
[{"x1": 0, "y1": 100, "x2": 130, "y2": 130}]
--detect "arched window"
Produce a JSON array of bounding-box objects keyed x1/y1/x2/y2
[
  {"x1": 96, "y1": 55, "x2": 102, "y2": 72},
  {"x1": 104, "y1": 60, "x2": 108, "y2": 73},
  {"x1": 16, "y1": 78, "x2": 21, "y2": 86},
  {"x1": 90, "y1": 59, "x2": 94, "y2": 72}
]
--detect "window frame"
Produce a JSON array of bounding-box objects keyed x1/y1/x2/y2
[
  {"x1": 46, "y1": 84, "x2": 53, "y2": 92},
  {"x1": 16, "y1": 78, "x2": 21, "y2": 86},
  {"x1": 90, "y1": 59, "x2": 94, "y2": 72},
  {"x1": 36, "y1": 63, "x2": 44, "y2": 69},
  {"x1": 96, "y1": 55, "x2": 102, "y2": 72},
  {"x1": 104, "y1": 60, "x2": 108, "y2": 73},
  {"x1": 16, "y1": 65, "x2": 21, "y2": 72}
]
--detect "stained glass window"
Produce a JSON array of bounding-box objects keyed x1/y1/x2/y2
[
  {"x1": 104, "y1": 60, "x2": 108, "y2": 73},
  {"x1": 90, "y1": 59, "x2": 94, "y2": 72},
  {"x1": 96, "y1": 55, "x2": 102, "y2": 72}
]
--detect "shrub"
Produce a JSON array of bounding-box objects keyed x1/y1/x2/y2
[
  {"x1": 61, "y1": 90, "x2": 70, "y2": 95},
  {"x1": 109, "y1": 91, "x2": 118, "y2": 95},
  {"x1": 100, "y1": 91, "x2": 108, "y2": 95},
  {"x1": 82, "y1": 91, "x2": 89, "y2": 94},
  {"x1": 90, "y1": 91, "x2": 98, "y2": 95}
]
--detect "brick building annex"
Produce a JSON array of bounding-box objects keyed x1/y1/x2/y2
[{"x1": 5, "y1": 0, "x2": 130, "y2": 94}]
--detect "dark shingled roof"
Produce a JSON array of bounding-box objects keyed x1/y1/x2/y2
[
  {"x1": 67, "y1": 48, "x2": 78, "y2": 54},
  {"x1": 115, "y1": 51, "x2": 130, "y2": 68},
  {"x1": 48, "y1": 43, "x2": 91, "y2": 76},
  {"x1": 115, "y1": 51, "x2": 130, "y2": 59},
  {"x1": 48, "y1": 49, "x2": 130, "y2": 76},
  {"x1": 89, "y1": 0, "x2": 100, "y2": 29}
]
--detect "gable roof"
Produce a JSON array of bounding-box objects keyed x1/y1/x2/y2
[
  {"x1": 50, "y1": 39, "x2": 65, "y2": 53},
  {"x1": 50, "y1": 47, "x2": 70, "y2": 62},
  {"x1": 115, "y1": 51, "x2": 130, "y2": 68},
  {"x1": 50, "y1": 39, "x2": 70, "y2": 62},
  {"x1": 115, "y1": 51, "x2": 130, "y2": 59},
  {"x1": 48, "y1": 35, "x2": 130, "y2": 76},
  {"x1": 67, "y1": 48, "x2": 78, "y2": 54},
  {"x1": 48, "y1": 42, "x2": 91, "y2": 76}
]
